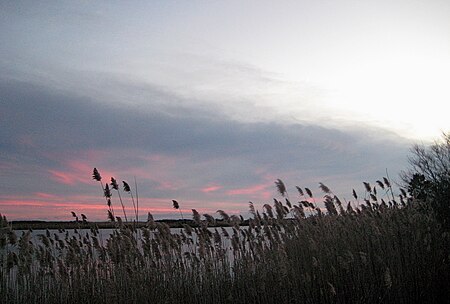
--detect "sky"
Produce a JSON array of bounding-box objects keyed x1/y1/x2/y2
[{"x1": 1, "y1": 0, "x2": 449, "y2": 221}]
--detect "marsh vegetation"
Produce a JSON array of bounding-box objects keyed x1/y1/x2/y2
[{"x1": 1, "y1": 169, "x2": 449, "y2": 303}]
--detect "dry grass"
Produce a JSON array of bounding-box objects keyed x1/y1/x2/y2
[{"x1": 1, "y1": 175, "x2": 449, "y2": 304}]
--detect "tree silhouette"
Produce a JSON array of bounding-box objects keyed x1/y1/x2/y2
[{"x1": 402, "y1": 132, "x2": 450, "y2": 229}]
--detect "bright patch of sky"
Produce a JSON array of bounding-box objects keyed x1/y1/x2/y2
[{"x1": 1, "y1": 0, "x2": 449, "y2": 139}]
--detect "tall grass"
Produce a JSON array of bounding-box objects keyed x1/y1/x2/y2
[{"x1": 1, "y1": 174, "x2": 449, "y2": 303}]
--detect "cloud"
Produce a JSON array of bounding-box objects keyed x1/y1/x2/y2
[
  {"x1": 201, "y1": 185, "x2": 223, "y2": 193},
  {"x1": 0, "y1": 77, "x2": 412, "y2": 220},
  {"x1": 227, "y1": 183, "x2": 272, "y2": 200},
  {"x1": 1, "y1": 1, "x2": 444, "y2": 221}
]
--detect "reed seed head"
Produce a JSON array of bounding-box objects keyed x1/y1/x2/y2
[{"x1": 92, "y1": 168, "x2": 102, "y2": 181}]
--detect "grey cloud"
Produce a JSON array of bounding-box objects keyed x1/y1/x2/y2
[{"x1": 1, "y1": 78, "x2": 411, "y2": 202}]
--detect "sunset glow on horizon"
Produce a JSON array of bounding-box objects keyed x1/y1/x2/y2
[{"x1": 1, "y1": 1, "x2": 449, "y2": 221}]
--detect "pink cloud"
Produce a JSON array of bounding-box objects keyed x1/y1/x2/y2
[
  {"x1": 125, "y1": 154, "x2": 186, "y2": 190},
  {"x1": 0, "y1": 192, "x2": 266, "y2": 221},
  {"x1": 0, "y1": 199, "x2": 105, "y2": 221},
  {"x1": 0, "y1": 193, "x2": 109, "y2": 220},
  {"x1": 43, "y1": 150, "x2": 193, "y2": 194},
  {"x1": 48, "y1": 170, "x2": 78, "y2": 185},
  {"x1": 227, "y1": 183, "x2": 272, "y2": 200},
  {"x1": 34, "y1": 192, "x2": 58, "y2": 199},
  {"x1": 3, "y1": 152, "x2": 283, "y2": 221},
  {"x1": 155, "y1": 181, "x2": 179, "y2": 191},
  {"x1": 48, "y1": 159, "x2": 118, "y2": 186},
  {"x1": 201, "y1": 185, "x2": 222, "y2": 193},
  {"x1": 0, "y1": 193, "x2": 219, "y2": 221}
]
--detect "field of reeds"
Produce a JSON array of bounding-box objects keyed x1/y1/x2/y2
[{"x1": 1, "y1": 172, "x2": 449, "y2": 304}]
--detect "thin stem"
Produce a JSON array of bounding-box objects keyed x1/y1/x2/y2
[
  {"x1": 134, "y1": 176, "x2": 139, "y2": 223},
  {"x1": 386, "y1": 168, "x2": 396, "y2": 202},
  {"x1": 116, "y1": 189, "x2": 128, "y2": 222}
]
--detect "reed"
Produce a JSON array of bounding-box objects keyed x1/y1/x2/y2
[{"x1": 1, "y1": 173, "x2": 449, "y2": 304}]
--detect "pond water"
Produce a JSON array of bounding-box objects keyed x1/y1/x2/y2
[{"x1": 3, "y1": 226, "x2": 239, "y2": 255}]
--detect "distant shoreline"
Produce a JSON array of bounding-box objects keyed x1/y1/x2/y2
[{"x1": 9, "y1": 219, "x2": 244, "y2": 230}]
